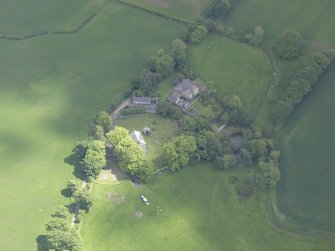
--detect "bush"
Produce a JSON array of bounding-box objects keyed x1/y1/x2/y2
[
  {"x1": 246, "y1": 26, "x2": 264, "y2": 46},
  {"x1": 276, "y1": 30, "x2": 302, "y2": 60},
  {"x1": 188, "y1": 25, "x2": 208, "y2": 45},
  {"x1": 210, "y1": 0, "x2": 233, "y2": 18}
]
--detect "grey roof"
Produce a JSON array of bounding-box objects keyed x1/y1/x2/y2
[
  {"x1": 133, "y1": 96, "x2": 152, "y2": 105},
  {"x1": 174, "y1": 79, "x2": 199, "y2": 100}
]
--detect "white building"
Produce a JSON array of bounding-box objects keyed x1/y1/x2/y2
[{"x1": 130, "y1": 130, "x2": 147, "y2": 152}]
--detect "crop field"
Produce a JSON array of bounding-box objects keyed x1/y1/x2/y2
[
  {"x1": 187, "y1": 34, "x2": 272, "y2": 114},
  {"x1": 276, "y1": 63, "x2": 335, "y2": 232},
  {"x1": 120, "y1": 0, "x2": 211, "y2": 22},
  {"x1": 0, "y1": 2, "x2": 181, "y2": 250},
  {"x1": 81, "y1": 164, "x2": 335, "y2": 251}
]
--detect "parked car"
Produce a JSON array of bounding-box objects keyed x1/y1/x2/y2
[{"x1": 140, "y1": 195, "x2": 149, "y2": 205}]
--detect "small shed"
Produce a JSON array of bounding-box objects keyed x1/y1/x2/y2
[{"x1": 132, "y1": 96, "x2": 152, "y2": 105}]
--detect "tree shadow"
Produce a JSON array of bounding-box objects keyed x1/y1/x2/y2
[
  {"x1": 36, "y1": 235, "x2": 48, "y2": 251},
  {"x1": 61, "y1": 188, "x2": 71, "y2": 198},
  {"x1": 64, "y1": 152, "x2": 84, "y2": 180}
]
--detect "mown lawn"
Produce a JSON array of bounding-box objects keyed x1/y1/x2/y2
[
  {"x1": 121, "y1": 0, "x2": 211, "y2": 22},
  {"x1": 116, "y1": 114, "x2": 179, "y2": 168},
  {"x1": 276, "y1": 63, "x2": 335, "y2": 232},
  {"x1": 0, "y1": 2, "x2": 181, "y2": 250},
  {"x1": 187, "y1": 34, "x2": 272, "y2": 114},
  {"x1": 81, "y1": 164, "x2": 335, "y2": 250}
]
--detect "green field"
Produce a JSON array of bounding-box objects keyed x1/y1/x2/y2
[
  {"x1": 226, "y1": 0, "x2": 335, "y2": 47},
  {"x1": 225, "y1": 0, "x2": 335, "y2": 231},
  {"x1": 81, "y1": 164, "x2": 335, "y2": 250},
  {"x1": 0, "y1": 2, "x2": 181, "y2": 250},
  {"x1": 187, "y1": 34, "x2": 272, "y2": 114},
  {"x1": 121, "y1": 0, "x2": 211, "y2": 22},
  {"x1": 276, "y1": 63, "x2": 335, "y2": 232},
  {"x1": 0, "y1": 0, "x2": 101, "y2": 36},
  {"x1": 225, "y1": 0, "x2": 335, "y2": 125}
]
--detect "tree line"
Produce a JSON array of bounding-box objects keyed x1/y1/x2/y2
[{"x1": 272, "y1": 49, "x2": 335, "y2": 123}]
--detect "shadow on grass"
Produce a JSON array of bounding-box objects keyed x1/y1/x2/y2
[
  {"x1": 36, "y1": 235, "x2": 48, "y2": 251},
  {"x1": 61, "y1": 188, "x2": 72, "y2": 198},
  {"x1": 64, "y1": 152, "x2": 84, "y2": 180}
]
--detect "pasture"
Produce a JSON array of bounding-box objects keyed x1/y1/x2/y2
[
  {"x1": 0, "y1": 0, "x2": 100, "y2": 36},
  {"x1": 226, "y1": 0, "x2": 335, "y2": 47},
  {"x1": 0, "y1": 2, "x2": 181, "y2": 250},
  {"x1": 276, "y1": 63, "x2": 335, "y2": 232},
  {"x1": 225, "y1": 0, "x2": 335, "y2": 231},
  {"x1": 81, "y1": 164, "x2": 335, "y2": 250},
  {"x1": 225, "y1": 0, "x2": 335, "y2": 125},
  {"x1": 120, "y1": 0, "x2": 211, "y2": 22},
  {"x1": 187, "y1": 34, "x2": 272, "y2": 114}
]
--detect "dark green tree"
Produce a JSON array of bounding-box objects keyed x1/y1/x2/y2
[
  {"x1": 276, "y1": 30, "x2": 302, "y2": 60},
  {"x1": 169, "y1": 39, "x2": 187, "y2": 65},
  {"x1": 96, "y1": 111, "x2": 112, "y2": 133},
  {"x1": 188, "y1": 25, "x2": 208, "y2": 45},
  {"x1": 155, "y1": 54, "x2": 175, "y2": 78}
]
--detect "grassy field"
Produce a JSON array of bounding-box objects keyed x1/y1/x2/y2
[
  {"x1": 225, "y1": 0, "x2": 335, "y2": 125},
  {"x1": 121, "y1": 0, "x2": 211, "y2": 22},
  {"x1": 187, "y1": 34, "x2": 272, "y2": 114},
  {"x1": 0, "y1": 0, "x2": 101, "y2": 36},
  {"x1": 226, "y1": 0, "x2": 335, "y2": 47},
  {"x1": 116, "y1": 114, "x2": 179, "y2": 168},
  {"x1": 276, "y1": 62, "x2": 335, "y2": 232},
  {"x1": 81, "y1": 164, "x2": 335, "y2": 250},
  {"x1": 224, "y1": 0, "x2": 335, "y2": 231},
  {"x1": 0, "y1": 2, "x2": 181, "y2": 250}
]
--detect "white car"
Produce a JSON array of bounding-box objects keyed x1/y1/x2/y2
[{"x1": 140, "y1": 195, "x2": 149, "y2": 205}]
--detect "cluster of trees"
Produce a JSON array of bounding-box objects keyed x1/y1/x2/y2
[
  {"x1": 231, "y1": 126, "x2": 281, "y2": 188},
  {"x1": 245, "y1": 138, "x2": 280, "y2": 189},
  {"x1": 183, "y1": 24, "x2": 208, "y2": 45},
  {"x1": 91, "y1": 110, "x2": 112, "y2": 141},
  {"x1": 157, "y1": 100, "x2": 183, "y2": 119},
  {"x1": 163, "y1": 135, "x2": 198, "y2": 171},
  {"x1": 276, "y1": 30, "x2": 303, "y2": 60},
  {"x1": 44, "y1": 207, "x2": 82, "y2": 251},
  {"x1": 218, "y1": 95, "x2": 253, "y2": 128},
  {"x1": 272, "y1": 50, "x2": 335, "y2": 123},
  {"x1": 245, "y1": 26, "x2": 264, "y2": 47},
  {"x1": 67, "y1": 181, "x2": 93, "y2": 211},
  {"x1": 131, "y1": 39, "x2": 188, "y2": 96},
  {"x1": 163, "y1": 130, "x2": 220, "y2": 171},
  {"x1": 106, "y1": 126, "x2": 153, "y2": 181},
  {"x1": 74, "y1": 140, "x2": 106, "y2": 179},
  {"x1": 181, "y1": 115, "x2": 209, "y2": 132},
  {"x1": 208, "y1": 0, "x2": 236, "y2": 18}
]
